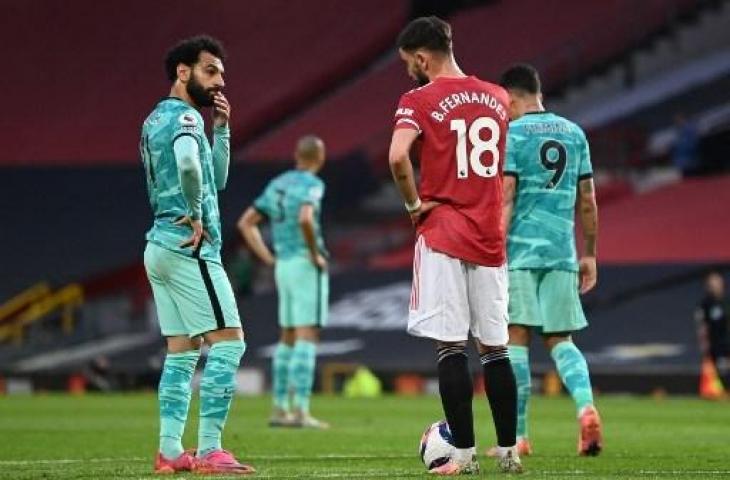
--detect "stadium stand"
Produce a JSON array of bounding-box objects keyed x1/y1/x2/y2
[
  {"x1": 599, "y1": 174, "x2": 730, "y2": 263},
  {"x1": 2, "y1": 0, "x2": 728, "y2": 396},
  {"x1": 1, "y1": 0, "x2": 408, "y2": 165},
  {"x1": 242, "y1": 0, "x2": 700, "y2": 163},
  {"x1": 553, "y1": 1, "x2": 730, "y2": 169},
  {"x1": 1, "y1": 262, "x2": 718, "y2": 395},
  {"x1": 368, "y1": 173, "x2": 730, "y2": 269}
]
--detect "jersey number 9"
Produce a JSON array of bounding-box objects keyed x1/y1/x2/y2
[{"x1": 539, "y1": 140, "x2": 567, "y2": 189}]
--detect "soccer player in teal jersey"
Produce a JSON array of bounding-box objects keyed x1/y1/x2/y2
[
  {"x1": 487, "y1": 64, "x2": 603, "y2": 458},
  {"x1": 141, "y1": 36, "x2": 254, "y2": 475},
  {"x1": 239, "y1": 136, "x2": 329, "y2": 429}
]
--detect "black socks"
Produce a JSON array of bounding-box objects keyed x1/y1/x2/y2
[
  {"x1": 437, "y1": 346, "x2": 475, "y2": 449},
  {"x1": 481, "y1": 347, "x2": 517, "y2": 447}
]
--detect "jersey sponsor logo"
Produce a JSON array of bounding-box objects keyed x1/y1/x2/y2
[
  {"x1": 395, "y1": 107, "x2": 414, "y2": 117},
  {"x1": 178, "y1": 112, "x2": 198, "y2": 126}
]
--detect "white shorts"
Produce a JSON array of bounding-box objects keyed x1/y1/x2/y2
[{"x1": 408, "y1": 236, "x2": 509, "y2": 345}]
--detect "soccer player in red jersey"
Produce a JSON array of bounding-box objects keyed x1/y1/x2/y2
[{"x1": 388, "y1": 17, "x2": 522, "y2": 475}]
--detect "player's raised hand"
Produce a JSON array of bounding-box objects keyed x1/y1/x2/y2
[
  {"x1": 212, "y1": 92, "x2": 230, "y2": 127},
  {"x1": 175, "y1": 216, "x2": 212, "y2": 250},
  {"x1": 579, "y1": 256, "x2": 597, "y2": 294},
  {"x1": 409, "y1": 200, "x2": 442, "y2": 226}
]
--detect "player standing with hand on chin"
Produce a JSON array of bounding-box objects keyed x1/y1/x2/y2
[{"x1": 141, "y1": 35, "x2": 254, "y2": 475}]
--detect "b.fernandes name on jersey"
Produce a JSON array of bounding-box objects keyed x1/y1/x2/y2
[{"x1": 429, "y1": 91, "x2": 507, "y2": 123}]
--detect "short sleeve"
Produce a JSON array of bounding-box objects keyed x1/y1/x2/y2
[
  {"x1": 172, "y1": 109, "x2": 204, "y2": 143},
  {"x1": 393, "y1": 92, "x2": 426, "y2": 134},
  {"x1": 504, "y1": 131, "x2": 519, "y2": 177},
  {"x1": 253, "y1": 187, "x2": 271, "y2": 217},
  {"x1": 577, "y1": 128, "x2": 593, "y2": 180},
  {"x1": 302, "y1": 179, "x2": 325, "y2": 207}
]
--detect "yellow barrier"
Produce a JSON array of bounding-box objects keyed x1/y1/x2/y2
[
  {"x1": 0, "y1": 284, "x2": 84, "y2": 344},
  {"x1": 0, "y1": 283, "x2": 51, "y2": 323}
]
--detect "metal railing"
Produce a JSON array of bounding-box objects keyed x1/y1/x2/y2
[{"x1": 0, "y1": 284, "x2": 84, "y2": 344}]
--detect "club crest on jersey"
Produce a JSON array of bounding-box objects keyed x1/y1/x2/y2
[{"x1": 178, "y1": 113, "x2": 198, "y2": 126}]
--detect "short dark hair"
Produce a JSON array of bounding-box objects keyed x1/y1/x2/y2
[
  {"x1": 164, "y1": 35, "x2": 226, "y2": 82},
  {"x1": 499, "y1": 64, "x2": 541, "y2": 94},
  {"x1": 397, "y1": 16, "x2": 452, "y2": 54}
]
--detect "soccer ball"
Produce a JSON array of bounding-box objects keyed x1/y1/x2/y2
[{"x1": 419, "y1": 420, "x2": 455, "y2": 470}]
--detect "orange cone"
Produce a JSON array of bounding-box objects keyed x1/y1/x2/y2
[{"x1": 699, "y1": 357, "x2": 726, "y2": 400}]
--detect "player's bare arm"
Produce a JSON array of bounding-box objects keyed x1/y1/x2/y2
[
  {"x1": 238, "y1": 207, "x2": 275, "y2": 266},
  {"x1": 502, "y1": 175, "x2": 517, "y2": 234},
  {"x1": 388, "y1": 128, "x2": 440, "y2": 225},
  {"x1": 299, "y1": 204, "x2": 327, "y2": 269},
  {"x1": 578, "y1": 177, "x2": 598, "y2": 294}
]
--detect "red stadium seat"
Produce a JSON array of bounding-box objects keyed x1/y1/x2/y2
[
  {"x1": 243, "y1": 0, "x2": 699, "y2": 164},
  {"x1": 1, "y1": 0, "x2": 408, "y2": 166}
]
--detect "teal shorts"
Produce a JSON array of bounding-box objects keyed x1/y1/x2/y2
[
  {"x1": 274, "y1": 256, "x2": 329, "y2": 328},
  {"x1": 508, "y1": 269, "x2": 587, "y2": 334},
  {"x1": 144, "y1": 242, "x2": 241, "y2": 337}
]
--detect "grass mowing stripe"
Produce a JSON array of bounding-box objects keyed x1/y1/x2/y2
[{"x1": 0, "y1": 394, "x2": 728, "y2": 479}]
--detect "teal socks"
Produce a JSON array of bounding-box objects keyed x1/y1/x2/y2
[
  {"x1": 159, "y1": 350, "x2": 199, "y2": 460},
  {"x1": 198, "y1": 340, "x2": 246, "y2": 457},
  {"x1": 508, "y1": 345, "x2": 531, "y2": 439},
  {"x1": 289, "y1": 340, "x2": 317, "y2": 413},
  {"x1": 272, "y1": 342, "x2": 293, "y2": 411},
  {"x1": 551, "y1": 341, "x2": 594, "y2": 414}
]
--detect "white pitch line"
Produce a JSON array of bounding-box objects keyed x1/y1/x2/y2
[
  {"x1": 131, "y1": 474, "x2": 424, "y2": 480},
  {"x1": 0, "y1": 454, "x2": 415, "y2": 466},
  {"x1": 249, "y1": 453, "x2": 415, "y2": 460},
  {"x1": 0, "y1": 457, "x2": 145, "y2": 465},
  {"x1": 3, "y1": 457, "x2": 729, "y2": 477}
]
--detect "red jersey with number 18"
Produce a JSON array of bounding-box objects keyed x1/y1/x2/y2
[{"x1": 393, "y1": 75, "x2": 510, "y2": 267}]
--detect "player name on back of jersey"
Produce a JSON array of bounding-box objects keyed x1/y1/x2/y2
[
  {"x1": 525, "y1": 121, "x2": 571, "y2": 135},
  {"x1": 429, "y1": 90, "x2": 508, "y2": 123}
]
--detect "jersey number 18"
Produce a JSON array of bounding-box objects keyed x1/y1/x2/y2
[{"x1": 450, "y1": 117, "x2": 500, "y2": 179}]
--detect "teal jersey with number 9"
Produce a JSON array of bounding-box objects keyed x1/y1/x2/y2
[
  {"x1": 253, "y1": 170, "x2": 326, "y2": 260},
  {"x1": 505, "y1": 112, "x2": 593, "y2": 272}
]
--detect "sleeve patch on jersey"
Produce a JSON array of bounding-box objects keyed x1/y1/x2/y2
[
  {"x1": 307, "y1": 186, "x2": 324, "y2": 202},
  {"x1": 395, "y1": 107, "x2": 414, "y2": 117},
  {"x1": 178, "y1": 112, "x2": 198, "y2": 127},
  {"x1": 179, "y1": 125, "x2": 200, "y2": 134}
]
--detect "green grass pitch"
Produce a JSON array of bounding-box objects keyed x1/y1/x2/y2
[{"x1": 0, "y1": 394, "x2": 728, "y2": 479}]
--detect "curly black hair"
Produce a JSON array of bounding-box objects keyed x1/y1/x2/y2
[
  {"x1": 396, "y1": 16, "x2": 452, "y2": 54},
  {"x1": 164, "y1": 35, "x2": 226, "y2": 82}
]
